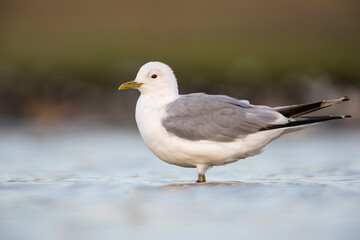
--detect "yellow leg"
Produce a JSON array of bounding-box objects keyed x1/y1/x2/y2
[{"x1": 196, "y1": 174, "x2": 206, "y2": 183}]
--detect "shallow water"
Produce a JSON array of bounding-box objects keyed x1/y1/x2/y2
[{"x1": 0, "y1": 124, "x2": 359, "y2": 240}]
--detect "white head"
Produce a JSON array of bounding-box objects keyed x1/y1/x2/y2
[{"x1": 119, "y1": 62, "x2": 179, "y2": 97}]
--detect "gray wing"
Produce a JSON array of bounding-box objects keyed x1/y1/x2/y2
[{"x1": 162, "y1": 93, "x2": 286, "y2": 142}]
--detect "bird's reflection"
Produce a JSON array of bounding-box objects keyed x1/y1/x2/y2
[{"x1": 159, "y1": 181, "x2": 260, "y2": 189}]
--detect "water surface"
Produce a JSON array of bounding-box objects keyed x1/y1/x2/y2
[{"x1": 0, "y1": 124, "x2": 359, "y2": 240}]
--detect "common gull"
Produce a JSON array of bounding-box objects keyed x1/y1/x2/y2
[{"x1": 119, "y1": 62, "x2": 351, "y2": 182}]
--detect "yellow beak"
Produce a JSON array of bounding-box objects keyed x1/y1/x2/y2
[{"x1": 118, "y1": 81, "x2": 143, "y2": 90}]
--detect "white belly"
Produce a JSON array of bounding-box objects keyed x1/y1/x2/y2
[{"x1": 135, "y1": 95, "x2": 284, "y2": 168}]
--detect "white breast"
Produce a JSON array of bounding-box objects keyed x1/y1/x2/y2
[{"x1": 135, "y1": 94, "x2": 193, "y2": 167}]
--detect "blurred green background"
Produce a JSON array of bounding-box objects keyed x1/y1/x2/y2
[{"x1": 0, "y1": 0, "x2": 359, "y2": 125}]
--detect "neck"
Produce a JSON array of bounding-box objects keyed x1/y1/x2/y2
[{"x1": 140, "y1": 88, "x2": 179, "y2": 108}]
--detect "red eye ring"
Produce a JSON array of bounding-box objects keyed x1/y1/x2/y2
[{"x1": 151, "y1": 74, "x2": 158, "y2": 79}]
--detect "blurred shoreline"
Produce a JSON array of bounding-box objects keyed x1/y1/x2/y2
[{"x1": 1, "y1": 77, "x2": 358, "y2": 125}]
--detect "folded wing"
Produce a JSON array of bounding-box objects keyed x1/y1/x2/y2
[{"x1": 162, "y1": 93, "x2": 286, "y2": 142}]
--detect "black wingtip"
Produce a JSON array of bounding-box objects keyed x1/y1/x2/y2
[
  {"x1": 261, "y1": 115, "x2": 352, "y2": 131},
  {"x1": 342, "y1": 96, "x2": 350, "y2": 102}
]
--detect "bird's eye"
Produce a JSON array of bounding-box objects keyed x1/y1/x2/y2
[{"x1": 151, "y1": 74, "x2": 158, "y2": 79}]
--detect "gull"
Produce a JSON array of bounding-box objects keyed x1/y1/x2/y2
[{"x1": 119, "y1": 62, "x2": 351, "y2": 183}]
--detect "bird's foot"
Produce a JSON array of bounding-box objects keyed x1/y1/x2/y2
[{"x1": 196, "y1": 174, "x2": 206, "y2": 183}]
